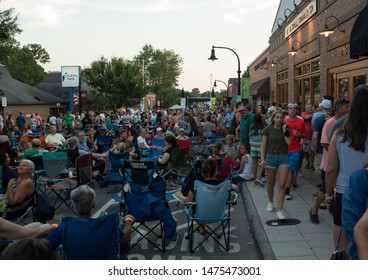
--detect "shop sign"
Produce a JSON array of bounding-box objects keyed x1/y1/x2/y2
[
  {"x1": 285, "y1": 0, "x2": 317, "y2": 38},
  {"x1": 61, "y1": 66, "x2": 81, "y2": 87}
]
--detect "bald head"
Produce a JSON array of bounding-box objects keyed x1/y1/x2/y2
[{"x1": 31, "y1": 138, "x2": 41, "y2": 149}]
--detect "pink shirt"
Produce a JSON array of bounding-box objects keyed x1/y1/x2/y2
[{"x1": 320, "y1": 117, "x2": 337, "y2": 171}]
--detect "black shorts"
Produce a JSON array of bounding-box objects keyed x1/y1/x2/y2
[{"x1": 333, "y1": 192, "x2": 343, "y2": 226}]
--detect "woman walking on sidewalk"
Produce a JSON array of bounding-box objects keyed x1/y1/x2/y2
[{"x1": 260, "y1": 109, "x2": 292, "y2": 220}]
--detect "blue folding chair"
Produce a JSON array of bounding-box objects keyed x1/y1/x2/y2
[
  {"x1": 150, "y1": 137, "x2": 165, "y2": 159},
  {"x1": 59, "y1": 211, "x2": 125, "y2": 260},
  {"x1": 103, "y1": 151, "x2": 130, "y2": 191},
  {"x1": 96, "y1": 135, "x2": 113, "y2": 153},
  {"x1": 116, "y1": 160, "x2": 177, "y2": 252},
  {"x1": 184, "y1": 179, "x2": 232, "y2": 253}
]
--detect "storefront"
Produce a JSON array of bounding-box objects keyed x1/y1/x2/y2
[{"x1": 260, "y1": 0, "x2": 368, "y2": 109}]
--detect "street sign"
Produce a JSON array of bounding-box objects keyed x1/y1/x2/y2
[{"x1": 1, "y1": 97, "x2": 7, "y2": 107}]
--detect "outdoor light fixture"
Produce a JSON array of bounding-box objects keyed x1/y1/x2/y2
[
  {"x1": 319, "y1": 15, "x2": 345, "y2": 37},
  {"x1": 288, "y1": 40, "x2": 305, "y2": 55},
  {"x1": 284, "y1": 8, "x2": 293, "y2": 19},
  {"x1": 293, "y1": 0, "x2": 298, "y2": 10},
  {"x1": 277, "y1": 18, "x2": 284, "y2": 27},
  {"x1": 214, "y1": 79, "x2": 230, "y2": 105},
  {"x1": 208, "y1": 45, "x2": 241, "y2": 96},
  {"x1": 271, "y1": 55, "x2": 282, "y2": 66}
]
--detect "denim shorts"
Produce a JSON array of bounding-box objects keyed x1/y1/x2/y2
[
  {"x1": 288, "y1": 151, "x2": 302, "y2": 172},
  {"x1": 266, "y1": 153, "x2": 289, "y2": 169}
]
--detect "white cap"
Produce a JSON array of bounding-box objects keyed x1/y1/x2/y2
[{"x1": 321, "y1": 99, "x2": 332, "y2": 110}]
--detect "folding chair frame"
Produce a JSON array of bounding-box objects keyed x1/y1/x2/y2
[{"x1": 184, "y1": 180, "x2": 231, "y2": 253}]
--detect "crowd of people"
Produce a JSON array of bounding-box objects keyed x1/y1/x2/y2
[{"x1": 0, "y1": 84, "x2": 367, "y2": 259}]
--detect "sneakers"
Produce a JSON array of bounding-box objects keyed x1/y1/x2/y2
[
  {"x1": 267, "y1": 202, "x2": 273, "y2": 212},
  {"x1": 319, "y1": 201, "x2": 327, "y2": 209},
  {"x1": 261, "y1": 177, "x2": 267, "y2": 183},
  {"x1": 256, "y1": 178, "x2": 265, "y2": 186},
  {"x1": 285, "y1": 188, "x2": 292, "y2": 200},
  {"x1": 309, "y1": 209, "x2": 319, "y2": 224},
  {"x1": 276, "y1": 211, "x2": 286, "y2": 220}
]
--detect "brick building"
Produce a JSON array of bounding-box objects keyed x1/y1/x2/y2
[{"x1": 249, "y1": 0, "x2": 368, "y2": 109}]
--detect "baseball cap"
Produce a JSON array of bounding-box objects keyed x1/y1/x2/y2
[
  {"x1": 156, "y1": 127, "x2": 163, "y2": 132},
  {"x1": 321, "y1": 99, "x2": 332, "y2": 110},
  {"x1": 179, "y1": 128, "x2": 185, "y2": 133},
  {"x1": 267, "y1": 106, "x2": 276, "y2": 114}
]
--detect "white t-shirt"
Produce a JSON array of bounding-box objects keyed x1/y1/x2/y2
[{"x1": 137, "y1": 136, "x2": 149, "y2": 149}]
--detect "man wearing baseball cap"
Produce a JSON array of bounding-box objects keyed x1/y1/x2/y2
[{"x1": 284, "y1": 102, "x2": 306, "y2": 200}]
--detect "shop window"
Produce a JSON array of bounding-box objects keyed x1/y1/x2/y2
[
  {"x1": 304, "y1": 79, "x2": 311, "y2": 104},
  {"x1": 312, "y1": 61, "x2": 320, "y2": 72},
  {"x1": 312, "y1": 77, "x2": 320, "y2": 105},
  {"x1": 303, "y1": 64, "x2": 311, "y2": 75},
  {"x1": 295, "y1": 67, "x2": 302, "y2": 76},
  {"x1": 353, "y1": 75, "x2": 365, "y2": 89},
  {"x1": 339, "y1": 78, "x2": 349, "y2": 99}
]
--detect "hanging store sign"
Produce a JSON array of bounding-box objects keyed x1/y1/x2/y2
[{"x1": 285, "y1": 0, "x2": 317, "y2": 38}]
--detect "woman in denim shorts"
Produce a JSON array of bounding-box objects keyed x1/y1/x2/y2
[{"x1": 260, "y1": 109, "x2": 291, "y2": 220}]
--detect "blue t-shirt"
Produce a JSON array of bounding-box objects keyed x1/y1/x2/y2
[{"x1": 312, "y1": 114, "x2": 325, "y2": 154}]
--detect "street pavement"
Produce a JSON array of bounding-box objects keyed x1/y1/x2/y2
[
  {"x1": 18, "y1": 160, "x2": 334, "y2": 260},
  {"x1": 242, "y1": 164, "x2": 335, "y2": 260}
]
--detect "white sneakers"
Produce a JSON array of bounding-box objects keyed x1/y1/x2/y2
[
  {"x1": 267, "y1": 202, "x2": 273, "y2": 212},
  {"x1": 276, "y1": 211, "x2": 286, "y2": 220},
  {"x1": 267, "y1": 203, "x2": 286, "y2": 219}
]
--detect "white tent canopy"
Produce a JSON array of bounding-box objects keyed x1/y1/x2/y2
[{"x1": 169, "y1": 104, "x2": 184, "y2": 110}]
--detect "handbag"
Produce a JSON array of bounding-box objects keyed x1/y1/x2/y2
[{"x1": 330, "y1": 229, "x2": 346, "y2": 260}]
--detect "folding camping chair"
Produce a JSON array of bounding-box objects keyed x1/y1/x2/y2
[
  {"x1": 103, "y1": 151, "x2": 130, "y2": 191},
  {"x1": 115, "y1": 160, "x2": 176, "y2": 252},
  {"x1": 96, "y1": 135, "x2": 113, "y2": 153},
  {"x1": 49, "y1": 153, "x2": 94, "y2": 214},
  {"x1": 59, "y1": 211, "x2": 125, "y2": 260},
  {"x1": 184, "y1": 179, "x2": 232, "y2": 253},
  {"x1": 150, "y1": 137, "x2": 165, "y2": 159}
]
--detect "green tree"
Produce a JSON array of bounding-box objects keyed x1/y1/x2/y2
[
  {"x1": 0, "y1": 6, "x2": 21, "y2": 40},
  {"x1": 134, "y1": 44, "x2": 183, "y2": 107},
  {"x1": 83, "y1": 56, "x2": 145, "y2": 109},
  {"x1": 0, "y1": 4, "x2": 49, "y2": 85},
  {"x1": 242, "y1": 66, "x2": 250, "y2": 78}
]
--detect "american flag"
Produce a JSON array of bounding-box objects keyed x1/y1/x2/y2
[{"x1": 73, "y1": 91, "x2": 79, "y2": 106}]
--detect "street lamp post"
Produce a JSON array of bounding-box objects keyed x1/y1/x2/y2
[
  {"x1": 213, "y1": 79, "x2": 229, "y2": 105},
  {"x1": 208, "y1": 45, "x2": 241, "y2": 98}
]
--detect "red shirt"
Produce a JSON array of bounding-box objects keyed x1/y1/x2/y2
[{"x1": 284, "y1": 116, "x2": 305, "y2": 152}]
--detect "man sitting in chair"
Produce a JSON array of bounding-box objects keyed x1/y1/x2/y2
[
  {"x1": 45, "y1": 125, "x2": 67, "y2": 149},
  {"x1": 21, "y1": 138, "x2": 48, "y2": 160},
  {"x1": 44, "y1": 185, "x2": 135, "y2": 258},
  {"x1": 137, "y1": 128, "x2": 150, "y2": 150}
]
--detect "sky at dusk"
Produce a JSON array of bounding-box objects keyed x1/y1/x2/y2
[{"x1": 1, "y1": 0, "x2": 280, "y2": 92}]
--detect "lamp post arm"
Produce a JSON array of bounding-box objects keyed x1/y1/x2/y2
[
  {"x1": 212, "y1": 45, "x2": 242, "y2": 97},
  {"x1": 213, "y1": 46, "x2": 241, "y2": 73}
]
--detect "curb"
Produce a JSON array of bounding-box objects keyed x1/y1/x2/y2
[{"x1": 240, "y1": 182, "x2": 276, "y2": 260}]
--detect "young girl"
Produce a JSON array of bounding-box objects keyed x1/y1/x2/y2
[
  {"x1": 231, "y1": 145, "x2": 253, "y2": 185},
  {"x1": 209, "y1": 141, "x2": 226, "y2": 159},
  {"x1": 260, "y1": 109, "x2": 291, "y2": 220},
  {"x1": 249, "y1": 113, "x2": 266, "y2": 186}
]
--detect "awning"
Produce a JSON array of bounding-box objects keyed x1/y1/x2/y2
[
  {"x1": 350, "y1": 5, "x2": 368, "y2": 59},
  {"x1": 250, "y1": 77, "x2": 270, "y2": 97}
]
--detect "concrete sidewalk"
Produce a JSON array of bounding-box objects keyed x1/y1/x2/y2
[{"x1": 242, "y1": 166, "x2": 336, "y2": 260}]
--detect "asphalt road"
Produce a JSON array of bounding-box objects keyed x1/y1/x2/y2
[{"x1": 21, "y1": 181, "x2": 263, "y2": 260}]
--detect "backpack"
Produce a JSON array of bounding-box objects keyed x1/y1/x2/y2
[{"x1": 34, "y1": 192, "x2": 55, "y2": 222}]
